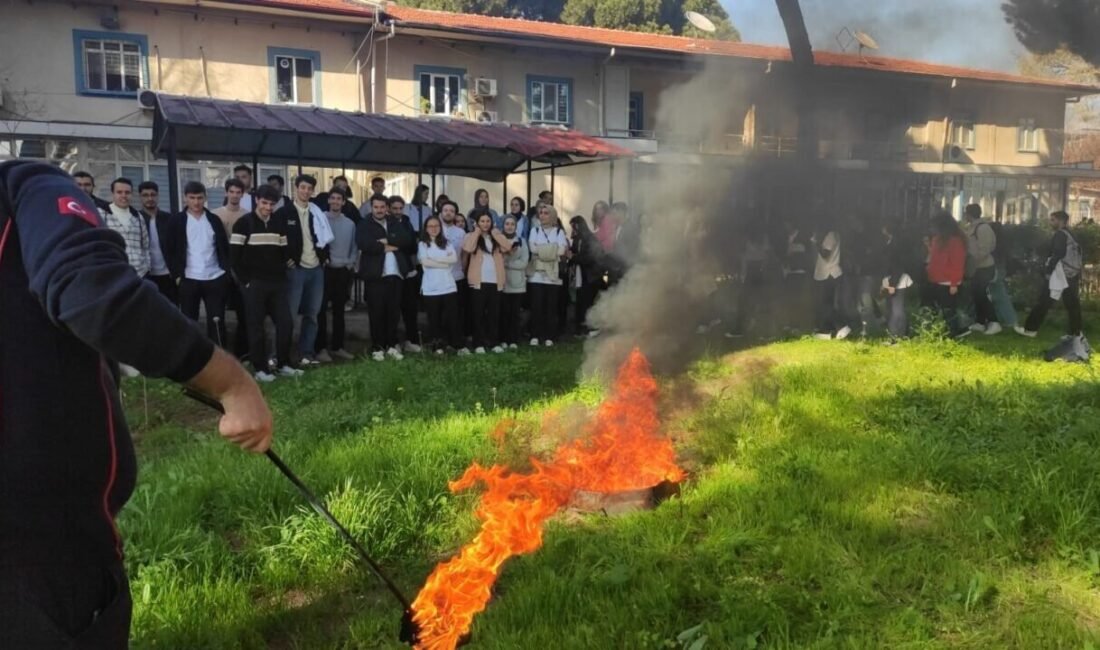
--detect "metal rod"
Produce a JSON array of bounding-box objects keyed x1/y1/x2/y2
[
  {"x1": 525, "y1": 159, "x2": 532, "y2": 210},
  {"x1": 502, "y1": 174, "x2": 507, "y2": 216},
  {"x1": 181, "y1": 388, "x2": 414, "y2": 611},
  {"x1": 550, "y1": 164, "x2": 556, "y2": 197},
  {"x1": 167, "y1": 127, "x2": 180, "y2": 214},
  {"x1": 251, "y1": 155, "x2": 259, "y2": 194},
  {"x1": 297, "y1": 133, "x2": 303, "y2": 176},
  {"x1": 609, "y1": 158, "x2": 615, "y2": 203}
]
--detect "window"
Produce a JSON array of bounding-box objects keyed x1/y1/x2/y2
[
  {"x1": 527, "y1": 76, "x2": 573, "y2": 125},
  {"x1": 268, "y1": 48, "x2": 321, "y2": 105},
  {"x1": 950, "y1": 118, "x2": 976, "y2": 150},
  {"x1": 416, "y1": 66, "x2": 465, "y2": 116},
  {"x1": 1018, "y1": 118, "x2": 1039, "y2": 152},
  {"x1": 628, "y1": 92, "x2": 644, "y2": 135},
  {"x1": 72, "y1": 30, "x2": 147, "y2": 97}
]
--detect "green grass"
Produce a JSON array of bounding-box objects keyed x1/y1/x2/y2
[{"x1": 121, "y1": 326, "x2": 1100, "y2": 649}]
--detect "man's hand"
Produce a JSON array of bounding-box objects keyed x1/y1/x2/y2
[
  {"x1": 949, "y1": 285, "x2": 958, "y2": 296},
  {"x1": 385, "y1": 245, "x2": 398, "y2": 252},
  {"x1": 187, "y1": 347, "x2": 273, "y2": 453},
  {"x1": 886, "y1": 286, "x2": 896, "y2": 295}
]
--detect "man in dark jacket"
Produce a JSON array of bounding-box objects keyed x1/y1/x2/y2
[
  {"x1": 358, "y1": 193, "x2": 414, "y2": 360},
  {"x1": 390, "y1": 194, "x2": 422, "y2": 352},
  {"x1": 231, "y1": 184, "x2": 300, "y2": 382},
  {"x1": 72, "y1": 170, "x2": 111, "y2": 211},
  {"x1": 0, "y1": 160, "x2": 272, "y2": 649},
  {"x1": 166, "y1": 181, "x2": 232, "y2": 344},
  {"x1": 1018, "y1": 210, "x2": 1084, "y2": 338},
  {"x1": 137, "y1": 180, "x2": 177, "y2": 304},
  {"x1": 274, "y1": 174, "x2": 331, "y2": 365}
]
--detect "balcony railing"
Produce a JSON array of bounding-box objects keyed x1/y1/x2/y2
[{"x1": 614, "y1": 131, "x2": 941, "y2": 163}]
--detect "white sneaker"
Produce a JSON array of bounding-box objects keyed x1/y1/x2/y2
[
  {"x1": 299, "y1": 357, "x2": 317, "y2": 366},
  {"x1": 457, "y1": 348, "x2": 471, "y2": 356},
  {"x1": 970, "y1": 323, "x2": 987, "y2": 333},
  {"x1": 530, "y1": 338, "x2": 540, "y2": 347},
  {"x1": 474, "y1": 347, "x2": 486, "y2": 355},
  {"x1": 814, "y1": 333, "x2": 833, "y2": 341},
  {"x1": 836, "y1": 326, "x2": 852, "y2": 340},
  {"x1": 386, "y1": 347, "x2": 404, "y2": 360},
  {"x1": 316, "y1": 350, "x2": 333, "y2": 363},
  {"x1": 587, "y1": 329, "x2": 601, "y2": 339},
  {"x1": 435, "y1": 348, "x2": 445, "y2": 356},
  {"x1": 278, "y1": 365, "x2": 304, "y2": 378},
  {"x1": 332, "y1": 349, "x2": 354, "y2": 361},
  {"x1": 544, "y1": 340, "x2": 554, "y2": 348},
  {"x1": 983, "y1": 322, "x2": 1003, "y2": 335},
  {"x1": 119, "y1": 363, "x2": 141, "y2": 378},
  {"x1": 508, "y1": 343, "x2": 518, "y2": 350},
  {"x1": 492, "y1": 345, "x2": 504, "y2": 353},
  {"x1": 254, "y1": 370, "x2": 276, "y2": 383},
  {"x1": 1014, "y1": 325, "x2": 1038, "y2": 338},
  {"x1": 404, "y1": 341, "x2": 422, "y2": 353},
  {"x1": 372, "y1": 350, "x2": 386, "y2": 362}
]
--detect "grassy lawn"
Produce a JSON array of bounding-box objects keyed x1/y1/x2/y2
[{"x1": 121, "y1": 324, "x2": 1100, "y2": 649}]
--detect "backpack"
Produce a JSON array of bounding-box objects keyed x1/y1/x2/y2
[
  {"x1": 981, "y1": 221, "x2": 1008, "y2": 266},
  {"x1": 1062, "y1": 230, "x2": 1083, "y2": 278}
]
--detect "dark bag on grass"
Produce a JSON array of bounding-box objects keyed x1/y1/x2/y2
[{"x1": 1044, "y1": 335, "x2": 1091, "y2": 363}]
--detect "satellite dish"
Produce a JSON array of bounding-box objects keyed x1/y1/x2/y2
[
  {"x1": 685, "y1": 10, "x2": 717, "y2": 34},
  {"x1": 854, "y1": 30, "x2": 880, "y2": 51}
]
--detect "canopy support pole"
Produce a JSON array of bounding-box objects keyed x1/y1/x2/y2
[
  {"x1": 431, "y1": 170, "x2": 437, "y2": 206},
  {"x1": 525, "y1": 159, "x2": 532, "y2": 211},
  {"x1": 296, "y1": 134, "x2": 303, "y2": 176},
  {"x1": 251, "y1": 155, "x2": 259, "y2": 192},
  {"x1": 167, "y1": 127, "x2": 180, "y2": 214},
  {"x1": 550, "y1": 164, "x2": 556, "y2": 197},
  {"x1": 502, "y1": 174, "x2": 507, "y2": 216},
  {"x1": 609, "y1": 158, "x2": 615, "y2": 203}
]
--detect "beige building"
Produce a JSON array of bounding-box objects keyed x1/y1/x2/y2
[{"x1": 2, "y1": 0, "x2": 1098, "y2": 221}]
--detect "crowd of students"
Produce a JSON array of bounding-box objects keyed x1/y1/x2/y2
[
  {"x1": 72, "y1": 167, "x2": 630, "y2": 383},
  {"x1": 731, "y1": 203, "x2": 1085, "y2": 346}
]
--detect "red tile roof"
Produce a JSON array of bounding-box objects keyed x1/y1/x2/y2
[{"x1": 210, "y1": 0, "x2": 1100, "y2": 94}]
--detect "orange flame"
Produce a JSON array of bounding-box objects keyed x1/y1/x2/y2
[{"x1": 410, "y1": 349, "x2": 683, "y2": 649}]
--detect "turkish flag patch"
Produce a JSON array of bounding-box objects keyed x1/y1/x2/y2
[{"x1": 58, "y1": 197, "x2": 100, "y2": 227}]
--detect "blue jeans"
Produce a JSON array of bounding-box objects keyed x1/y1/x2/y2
[
  {"x1": 287, "y1": 266, "x2": 324, "y2": 357},
  {"x1": 989, "y1": 265, "x2": 1018, "y2": 327}
]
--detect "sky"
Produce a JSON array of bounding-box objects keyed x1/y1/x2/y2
[{"x1": 721, "y1": 0, "x2": 1024, "y2": 73}]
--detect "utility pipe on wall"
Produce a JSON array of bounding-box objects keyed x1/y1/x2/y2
[{"x1": 370, "y1": 21, "x2": 397, "y2": 113}]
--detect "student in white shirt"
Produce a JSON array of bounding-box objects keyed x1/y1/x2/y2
[
  {"x1": 418, "y1": 216, "x2": 467, "y2": 354},
  {"x1": 500, "y1": 214, "x2": 530, "y2": 349},
  {"x1": 462, "y1": 213, "x2": 512, "y2": 354},
  {"x1": 232, "y1": 164, "x2": 255, "y2": 213},
  {"x1": 527, "y1": 204, "x2": 569, "y2": 347},
  {"x1": 166, "y1": 181, "x2": 230, "y2": 344},
  {"x1": 440, "y1": 201, "x2": 470, "y2": 344},
  {"x1": 812, "y1": 220, "x2": 850, "y2": 340}
]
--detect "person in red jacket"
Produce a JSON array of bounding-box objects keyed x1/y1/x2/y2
[{"x1": 926, "y1": 211, "x2": 969, "y2": 338}]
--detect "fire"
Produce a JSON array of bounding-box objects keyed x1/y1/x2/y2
[{"x1": 410, "y1": 349, "x2": 684, "y2": 649}]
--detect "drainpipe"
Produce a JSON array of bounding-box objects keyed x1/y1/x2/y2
[
  {"x1": 598, "y1": 47, "x2": 616, "y2": 137},
  {"x1": 371, "y1": 21, "x2": 396, "y2": 113}
]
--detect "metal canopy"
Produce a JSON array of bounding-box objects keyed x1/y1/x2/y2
[{"x1": 150, "y1": 94, "x2": 633, "y2": 182}]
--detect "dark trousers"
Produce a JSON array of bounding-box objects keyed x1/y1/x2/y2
[
  {"x1": 227, "y1": 279, "x2": 249, "y2": 358},
  {"x1": 0, "y1": 562, "x2": 131, "y2": 649},
  {"x1": 575, "y1": 282, "x2": 598, "y2": 333},
  {"x1": 179, "y1": 276, "x2": 228, "y2": 344},
  {"x1": 971, "y1": 265, "x2": 996, "y2": 326},
  {"x1": 402, "y1": 272, "x2": 422, "y2": 344},
  {"x1": 244, "y1": 278, "x2": 292, "y2": 372},
  {"x1": 456, "y1": 279, "x2": 471, "y2": 341},
  {"x1": 424, "y1": 292, "x2": 463, "y2": 350},
  {"x1": 470, "y1": 285, "x2": 502, "y2": 348},
  {"x1": 815, "y1": 277, "x2": 839, "y2": 334},
  {"x1": 500, "y1": 292, "x2": 524, "y2": 345},
  {"x1": 557, "y1": 284, "x2": 571, "y2": 337},
  {"x1": 145, "y1": 273, "x2": 177, "y2": 306},
  {"x1": 529, "y1": 282, "x2": 559, "y2": 341},
  {"x1": 1025, "y1": 276, "x2": 1082, "y2": 335},
  {"x1": 365, "y1": 276, "x2": 403, "y2": 351},
  {"x1": 929, "y1": 284, "x2": 964, "y2": 336},
  {"x1": 317, "y1": 267, "x2": 352, "y2": 352}
]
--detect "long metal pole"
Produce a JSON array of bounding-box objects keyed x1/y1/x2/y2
[
  {"x1": 502, "y1": 174, "x2": 508, "y2": 216},
  {"x1": 609, "y1": 158, "x2": 615, "y2": 203},
  {"x1": 251, "y1": 155, "x2": 259, "y2": 192},
  {"x1": 296, "y1": 133, "x2": 303, "y2": 176},
  {"x1": 526, "y1": 159, "x2": 532, "y2": 210},
  {"x1": 550, "y1": 164, "x2": 556, "y2": 197},
  {"x1": 167, "y1": 127, "x2": 180, "y2": 213}
]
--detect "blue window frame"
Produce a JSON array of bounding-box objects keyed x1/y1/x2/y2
[
  {"x1": 268, "y1": 47, "x2": 322, "y2": 105},
  {"x1": 526, "y1": 75, "x2": 573, "y2": 126},
  {"x1": 629, "y1": 91, "x2": 644, "y2": 135},
  {"x1": 414, "y1": 65, "x2": 466, "y2": 116},
  {"x1": 72, "y1": 29, "x2": 149, "y2": 97}
]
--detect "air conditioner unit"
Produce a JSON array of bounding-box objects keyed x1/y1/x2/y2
[
  {"x1": 473, "y1": 78, "x2": 498, "y2": 98},
  {"x1": 477, "y1": 110, "x2": 498, "y2": 124},
  {"x1": 137, "y1": 89, "x2": 157, "y2": 111},
  {"x1": 946, "y1": 145, "x2": 965, "y2": 161}
]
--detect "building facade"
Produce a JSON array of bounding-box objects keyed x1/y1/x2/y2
[{"x1": 2, "y1": 0, "x2": 1098, "y2": 220}]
